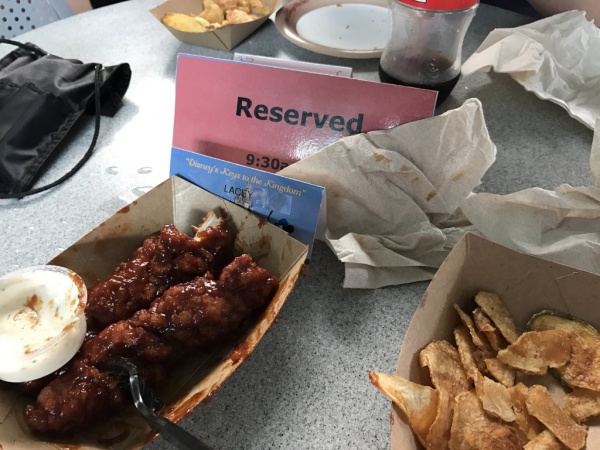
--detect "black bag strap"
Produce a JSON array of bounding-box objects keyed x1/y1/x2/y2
[
  {"x1": 0, "y1": 38, "x2": 46, "y2": 57},
  {"x1": 0, "y1": 39, "x2": 102, "y2": 200}
]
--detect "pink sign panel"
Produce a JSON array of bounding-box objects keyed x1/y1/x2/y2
[{"x1": 173, "y1": 55, "x2": 436, "y2": 173}]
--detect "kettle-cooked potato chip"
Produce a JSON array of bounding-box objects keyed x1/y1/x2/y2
[
  {"x1": 480, "y1": 426, "x2": 523, "y2": 450},
  {"x1": 497, "y1": 330, "x2": 571, "y2": 375},
  {"x1": 449, "y1": 390, "x2": 519, "y2": 450},
  {"x1": 420, "y1": 340, "x2": 470, "y2": 450},
  {"x1": 473, "y1": 307, "x2": 507, "y2": 351},
  {"x1": 483, "y1": 357, "x2": 516, "y2": 388},
  {"x1": 161, "y1": 12, "x2": 211, "y2": 32},
  {"x1": 199, "y1": 4, "x2": 225, "y2": 24},
  {"x1": 454, "y1": 325, "x2": 482, "y2": 383},
  {"x1": 508, "y1": 383, "x2": 545, "y2": 440},
  {"x1": 420, "y1": 340, "x2": 470, "y2": 395},
  {"x1": 454, "y1": 304, "x2": 494, "y2": 353},
  {"x1": 249, "y1": 0, "x2": 270, "y2": 14},
  {"x1": 564, "y1": 387, "x2": 600, "y2": 422},
  {"x1": 427, "y1": 390, "x2": 455, "y2": 450},
  {"x1": 526, "y1": 384, "x2": 588, "y2": 450},
  {"x1": 474, "y1": 374, "x2": 516, "y2": 423},
  {"x1": 475, "y1": 292, "x2": 519, "y2": 344},
  {"x1": 224, "y1": 8, "x2": 257, "y2": 24},
  {"x1": 523, "y1": 430, "x2": 564, "y2": 450},
  {"x1": 368, "y1": 372, "x2": 438, "y2": 447}
]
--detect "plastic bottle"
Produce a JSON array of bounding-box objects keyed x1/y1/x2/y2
[{"x1": 379, "y1": 0, "x2": 478, "y2": 105}]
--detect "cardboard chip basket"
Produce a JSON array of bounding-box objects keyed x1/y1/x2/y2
[
  {"x1": 150, "y1": 0, "x2": 280, "y2": 51},
  {"x1": 390, "y1": 232, "x2": 600, "y2": 449},
  {"x1": 0, "y1": 176, "x2": 308, "y2": 449}
]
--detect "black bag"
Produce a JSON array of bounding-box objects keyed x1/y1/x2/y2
[{"x1": 0, "y1": 39, "x2": 131, "y2": 199}]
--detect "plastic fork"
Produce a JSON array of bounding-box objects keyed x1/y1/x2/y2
[{"x1": 102, "y1": 359, "x2": 214, "y2": 450}]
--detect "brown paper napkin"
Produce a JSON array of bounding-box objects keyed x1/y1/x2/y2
[
  {"x1": 280, "y1": 98, "x2": 495, "y2": 288},
  {"x1": 460, "y1": 119, "x2": 600, "y2": 276},
  {"x1": 462, "y1": 11, "x2": 600, "y2": 130}
]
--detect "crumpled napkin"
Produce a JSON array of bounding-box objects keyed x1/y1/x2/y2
[
  {"x1": 461, "y1": 119, "x2": 600, "y2": 275},
  {"x1": 461, "y1": 10, "x2": 600, "y2": 130},
  {"x1": 279, "y1": 98, "x2": 495, "y2": 288}
]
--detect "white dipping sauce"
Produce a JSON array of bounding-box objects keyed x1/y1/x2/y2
[{"x1": 0, "y1": 266, "x2": 87, "y2": 383}]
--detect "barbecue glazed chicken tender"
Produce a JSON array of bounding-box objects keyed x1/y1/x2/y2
[
  {"x1": 86, "y1": 219, "x2": 234, "y2": 332},
  {"x1": 25, "y1": 254, "x2": 279, "y2": 434}
]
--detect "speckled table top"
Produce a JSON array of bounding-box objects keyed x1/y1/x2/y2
[{"x1": 0, "y1": 1, "x2": 595, "y2": 448}]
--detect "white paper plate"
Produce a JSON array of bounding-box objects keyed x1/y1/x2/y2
[{"x1": 274, "y1": 0, "x2": 390, "y2": 59}]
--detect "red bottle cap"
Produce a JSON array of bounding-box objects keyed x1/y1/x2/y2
[{"x1": 394, "y1": 0, "x2": 478, "y2": 11}]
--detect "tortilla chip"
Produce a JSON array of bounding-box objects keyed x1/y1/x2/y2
[
  {"x1": 497, "y1": 330, "x2": 571, "y2": 375},
  {"x1": 368, "y1": 372, "x2": 438, "y2": 447},
  {"x1": 526, "y1": 385, "x2": 588, "y2": 450},
  {"x1": 474, "y1": 292, "x2": 519, "y2": 344},
  {"x1": 564, "y1": 387, "x2": 600, "y2": 422}
]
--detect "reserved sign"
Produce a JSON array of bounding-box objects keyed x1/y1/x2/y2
[
  {"x1": 235, "y1": 96, "x2": 364, "y2": 135},
  {"x1": 172, "y1": 55, "x2": 437, "y2": 173}
]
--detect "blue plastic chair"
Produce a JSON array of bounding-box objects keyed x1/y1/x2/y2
[{"x1": 0, "y1": 0, "x2": 74, "y2": 39}]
